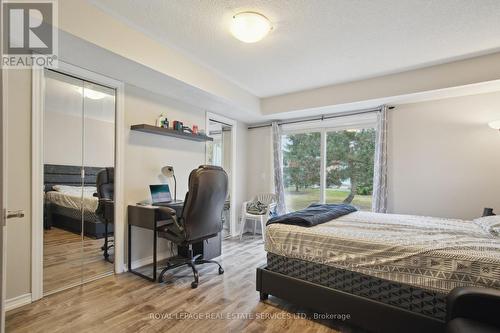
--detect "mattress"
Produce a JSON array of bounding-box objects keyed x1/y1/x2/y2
[
  {"x1": 265, "y1": 211, "x2": 500, "y2": 293},
  {"x1": 267, "y1": 252, "x2": 447, "y2": 320},
  {"x1": 45, "y1": 190, "x2": 98, "y2": 213}
]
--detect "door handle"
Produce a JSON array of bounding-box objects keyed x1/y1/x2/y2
[{"x1": 5, "y1": 209, "x2": 25, "y2": 219}]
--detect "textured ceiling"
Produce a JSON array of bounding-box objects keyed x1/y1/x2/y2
[{"x1": 90, "y1": 0, "x2": 500, "y2": 98}]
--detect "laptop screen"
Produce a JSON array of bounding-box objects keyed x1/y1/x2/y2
[{"x1": 149, "y1": 184, "x2": 172, "y2": 204}]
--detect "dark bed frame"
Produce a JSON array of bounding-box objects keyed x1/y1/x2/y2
[
  {"x1": 256, "y1": 265, "x2": 445, "y2": 333},
  {"x1": 44, "y1": 164, "x2": 113, "y2": 239}
]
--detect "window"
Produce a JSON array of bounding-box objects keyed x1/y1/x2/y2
[{"x1": 280, "y1": 115, "x2": 376, "y2": 212}]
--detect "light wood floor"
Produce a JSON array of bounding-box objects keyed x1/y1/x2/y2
[
  {"x1": 7, "y1": 236, "x2": 356, "y2": 333},
  {"x1": 43, "y1": 227, "x2": 114, "y2": 293}
]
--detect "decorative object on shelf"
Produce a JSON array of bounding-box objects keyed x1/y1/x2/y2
[
  {"x1": 173, "y1": 120, "x2": 184, "y2": 131},
  {"x1": 155, "y1": 113, "x2": 170, "y2": 128},
  {"x1": 130, "y1": 124, "x2": 213, "y2": 142},
  {"x1": 192, "y1": 125, "x2": 199, "y2": 134},
  {"x1": 183, "y1": 126, "x2": 193, "y2": 133},
  {"x1": 156, "y1": 113, "x2": 166, "y2": 127},
  {"x1": 161, "y1": 165, "x2": 177, "y2": 201}
]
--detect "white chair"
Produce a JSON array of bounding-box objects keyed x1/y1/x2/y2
[{"x1": 240, "y1": 193, "x2": 277, "y2": 241}]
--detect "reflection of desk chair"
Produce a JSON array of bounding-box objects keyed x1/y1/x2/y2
[
  {"x1": 157, "y1": 165, "x2": 228, "y2": 288},
  {"x1": 95, "y1": 167, "x2": 114, "y2": 262}
]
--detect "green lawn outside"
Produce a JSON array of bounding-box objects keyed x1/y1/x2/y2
[{"x1": 285, "y1": 187, "x2": 372, "y2": 212}]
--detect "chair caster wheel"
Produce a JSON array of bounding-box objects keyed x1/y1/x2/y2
[
  {"x1": 218, "y1": 267, "x2": 224, "y2": 275},
  {"x1": 191, "y1": 281, "x2": 198, "y2": 288}
]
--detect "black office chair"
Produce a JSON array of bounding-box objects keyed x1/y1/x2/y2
[
  {"x1": 157, "y1": 165, "x2": 228, "y2": 288},
  {"x1": 446, "y1": 287, "x2": 500, "y2": 333},
  {"x1": 95, "y1": 167, "x2": 114, "y2": 262}
]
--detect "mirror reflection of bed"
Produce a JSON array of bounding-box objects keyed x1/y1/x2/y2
[{"x1": 42, "y1": 69, "x2": 115, "y2": 294}]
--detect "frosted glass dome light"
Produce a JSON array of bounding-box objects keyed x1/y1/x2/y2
[
  {"x1": 488, "y1": 120, "x2": 500, "y2": 130},
  {"x1": 230, "y1": 12, "x2": 272, "y2": 43}
]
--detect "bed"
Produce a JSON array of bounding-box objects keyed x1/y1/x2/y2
[
  {"x1": 44, "y1": 164, "x2": 113, "y2": 238},
  {"x1": 256, "y1": 210, "x2": 500, "y2": 333}
]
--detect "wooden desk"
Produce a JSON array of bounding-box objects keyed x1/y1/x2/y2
[
  {"x1": 127, "y1": 201, "x2": 223, "y2": 282},
  {"x1": 127, "y1": 201, "x2": 183, "y2": 282}
]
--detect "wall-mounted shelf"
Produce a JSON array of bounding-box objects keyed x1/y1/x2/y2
[{"x1": 130, "y1": 124, "x2": 213, "y2": 142}]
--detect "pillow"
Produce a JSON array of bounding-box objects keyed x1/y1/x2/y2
[
  {"x1": 473, "y1": 215, "x2": 500, "y2": 236},
  {"x1": 52, "y1": 185, "x2": 97, "y2": 197}
]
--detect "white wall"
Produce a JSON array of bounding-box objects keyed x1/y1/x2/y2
[
  {"x1": 124, "y1": 84, "x2": 206, "y2": 261},
  {"x1": 261, "y1": 51, "x2": 500, "y2": 115},
  {"x1": 44, "y1": 111, "x2": 115, "y2": 167},
  {"x1": 246, "y1": 91, "x2": 500, "y2": 220},
  {"x1": 246, "y1": 126, "x2": 274, "y2": 200},
  {"x1": 387, "y1": 91, "x2": 500, "y2": 219}
]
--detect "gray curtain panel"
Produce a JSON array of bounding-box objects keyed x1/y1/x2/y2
[
  {"x1": 272, "y1": 121, "x2": 287, "y2": 215},
  {"x1": 372, "y1": 105, "x2": 388, "y2": 213}
]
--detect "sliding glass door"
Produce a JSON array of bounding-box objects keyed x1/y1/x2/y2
[
  {"x1": 325, "y1": 129, "x2": 375, "y2": 210},
  {"x1": 281, "y1": 118, "x2": 376, "y2": 212},
  {"x1": 43, "y1": 70, "x2": 115, "y2": 295},
  {"x1": 282, "y1": 132, "x2": 321, "y2": 211}
]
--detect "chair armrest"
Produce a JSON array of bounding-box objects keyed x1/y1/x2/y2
[
  {"x1": 447, "y1": 287, "x2": 500, "y2": 327},
  {"x1": 241, "y1": 201, "x2": 251, "y2": 213},
  {"x1": 158, "y1": 206, "x2": 176, "y2": 217},
  {"x1": 157, "y1": 206, "x2": 183, "y2": 232}
]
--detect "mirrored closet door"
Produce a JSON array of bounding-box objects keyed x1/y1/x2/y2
[
  {"x1": 43, "y1": 69, "x2": 115, "y2": 295},
  {"x1": 207, "y1": 119, "x2": 232, "y2": 238}
]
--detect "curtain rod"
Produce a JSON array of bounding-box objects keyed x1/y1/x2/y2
[{"x1": 247, "y1": 106, "x2": 394, "y2": 130}]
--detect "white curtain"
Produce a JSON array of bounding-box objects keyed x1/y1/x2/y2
[
  {"x1": 272, "y1": 122, "x2": 287, "y2": 215},
  {"x1": 372, "y1": 105, "x2": 388, "y2": 213}
]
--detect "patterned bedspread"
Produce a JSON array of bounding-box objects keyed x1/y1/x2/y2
[
  {"x1": 45, "y1": 191, "x2": 98, "y2": 212},
  {"x1": 265, "y1": 211, "x2": 500, "y2": 292}
]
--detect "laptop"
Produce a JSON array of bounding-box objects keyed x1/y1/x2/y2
[{"x1": 149, "y1": 184, "x2": 172, "y2": 206}]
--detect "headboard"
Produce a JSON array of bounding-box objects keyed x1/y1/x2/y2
[{"x1": 44, "y1": 164, "x2": 105, "y2": 192}]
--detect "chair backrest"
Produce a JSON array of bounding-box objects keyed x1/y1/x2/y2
[
  {"x1": 95, "y1": 167, "x2": 114, "y2": 217},
  {"x1": 253, "y1": 193, "x2": 277, "y2": 206},
  {"x1": 181, "y1": 165, "x2": 228, "y2": 242}
]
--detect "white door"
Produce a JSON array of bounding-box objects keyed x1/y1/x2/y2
[
  {"x1": 1, "y1": 59, "x2": 5, "y2": 333},
  {"x1": 0, "y1": 63, "x2": 25, "y2": 333}
]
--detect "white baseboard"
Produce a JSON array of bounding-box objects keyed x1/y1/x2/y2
[
  {"x1": 5, "y1": 293, "x2": 32, "y2": 312},
  {"x1": 129, "y1": 252, "x2": 172, "y2": 270}
]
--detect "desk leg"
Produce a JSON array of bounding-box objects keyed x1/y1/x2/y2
[
  {"x1": 153, "y1": 225, "x2": 157, "y2": 282},
  {"x1": 127, "y1": 223, "x2": 157, "y2": 282},
  {"x1": 128, "y1": 223, "x2": 132, "y2": 272}
]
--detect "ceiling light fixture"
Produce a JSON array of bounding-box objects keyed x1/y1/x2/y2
[
  {"x1": 488, "y1": 120, "x2": 500, "y2": 131},
  {"x1": 84, "y1": 89, "x2": 108, "y2": 100},
  {"x1": 230, "y1": 11, "x2": 272, "y2": 43},
  {"x1": 74, "y1": 86, "x2": 108, "y2": 100}
]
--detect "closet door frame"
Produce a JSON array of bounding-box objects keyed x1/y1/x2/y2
[{"x1": 31, "y1": 61, "x2": 125, "y2": 301}]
